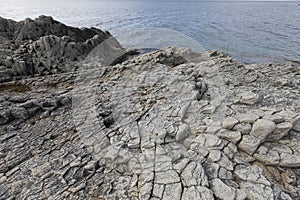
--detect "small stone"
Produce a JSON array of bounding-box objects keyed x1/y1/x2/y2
[
  {"x1": 153, "y1": 184, "x2": 165, "y2": 199},
  {"x1": 244, "y1": 71, "x2": 258, "y2": 83},
  {"x1": 233, "y1": 123, "x2": 252, "y2": 135},
  {"x1": 279, "y1": 153, "x2": 300, "y2": 167},
  {"x1": 239, "y1": 92, "x2": 261, "y2": 105},
  {"x1": 266, "y1": 122, "x2": 293, "y2": 141},
  {"x1": 264, "y1": 114, "x2": 285, "y2": 124},
  {"x1": 173, "y1": 158, "x2": 190, "y2": 174},
  {"x1": 218, "y1": 167, "x2": 232, "y2": 180},
  {"x1": 281, "y1": 169, "x2": 297, "y2": 185},
  {"x1": 162, "y1": 183, "x2": 182, "y2": 200},
  {"x1": 139, "y1": 182, "x2": 153, "y2": 200},
  {"x1": 206, "y1": 121, "x2": 222, "y2": 134},
  {"x1": 208, "y1": 150, "x2": 222, "y2": 162},
  {"x1": 176, "y1": 123, "x2": 190, "y2": 141},
  {"x1": 203, "y1": 163, "x2": 219, "y2": 180},
  {"x1": 222, "y1": 117, "x2": 239, "y2": 129},
  {"x1": 193, "y1": 134, "x2": 223, "y2": 149},
  {"x1": 254, "y1": 146, "x2": 280, "y2": 165},
  {"x1": 0, "y1": 175, "x2": 7, "y2": 184},
  {"x1": 240, "y1": 182, "x2": 274, "y2": 200},
  {"x1": 217, "y1": 153, "x2": 234, "y2": 171},
  {"x1": 210, "y1": 178, "x2": 236, "y2": 200},
  {"x1": 217, "y1": 129, "x2": 242, "y2": 144},
  {"x1": 238, "y1": 135, "x2": 261, "y2": 155},
  {"x1": 181, "y1": 161, "x2": 208, "y2": 187},
  {"x1": 292, "y1": 118, "x2": 300, "y2": 132},
  {"x1": 155, "y1": 170, "x2": 180, "y2": 184},
  {"x1": 10, "y1": 106, "x2": 29, "y2": 119},
  {"x1": 182, "y1": 186, "x2": 214, "y2": 200},
  {"x1": 235, "y1": 113, "x2": 259, "y2": 123},
  {"x1": 234, "y1": 165, "x2": 271, "y2": 186},
  {"x1": 250, "y1": 119, "x2": 276, "y2": 141}
]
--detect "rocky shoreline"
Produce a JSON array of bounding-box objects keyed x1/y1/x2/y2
[{"x1": 0, "y1": 16, "x2": 299, "y2": 200}]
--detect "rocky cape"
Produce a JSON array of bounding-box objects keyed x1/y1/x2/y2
[{"x1": 0, "y1": 16, "x2": 299, "y2": 200}]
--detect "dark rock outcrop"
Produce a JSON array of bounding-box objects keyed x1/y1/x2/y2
[{"x1": 0, "y1": 16, "x2": 123, "y2": 82}]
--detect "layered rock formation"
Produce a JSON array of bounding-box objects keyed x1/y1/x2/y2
[
  {"x1": 0, "y1": 17, "x2": 299, "y2": 200},
  {"x1": 0, "y1": 16, "x2": 125, "y2": 82}
]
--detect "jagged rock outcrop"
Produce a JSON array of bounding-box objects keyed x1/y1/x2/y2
[
  {"x1": 0, "y1": 16, "x2": 124, "y2": 82},
  {"x1": 0, "y1": 17, "x2": 299, "y2": 200}
]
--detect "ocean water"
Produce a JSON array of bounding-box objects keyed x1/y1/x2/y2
[{"x1": 0, "y1": 0, "x2": 299, "y2": 64}]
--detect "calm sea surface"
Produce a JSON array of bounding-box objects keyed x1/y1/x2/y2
[{"x1": 0, "y1": 0, "x2": 299, "y2": 63}]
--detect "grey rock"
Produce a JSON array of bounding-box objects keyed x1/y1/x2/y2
[
  {"x1": 216, "y1": 129, "x2": 242, "y2": 144},
  {"x1": 239, "y1": 91, "x2": 261, "y2": 105},
  {"x1": 210, "y1": 178, "x2": 236, "y2": 200},
  {"x1": 250, "y1": 119, "x2": 276, "y2": 141},
  {"x1": 210, "y1": 179, "x2": 246, "y2": 200},
  {"x1": 181, "y1": 161, "x2": 208, "y2": 187},
  {"x1": 175, "y1": 123, "x2": 190, "y2": 141},
  {"x1": 266, "y1": 122, "x2": 293, "y2": 141},
  {"x1": 234, "y1": 165, "x2": 271, "y2": 186},
  {"x1": 0, "y1": 16, "x2": 299, "y2": 200},
  {"x1": 254, "y1": 146, "x2": 280, "y2": 165},
  {"x1": 235, "y1": 112, "x2": 259, "y2": 123},
  {"x1": 238, "y1": 135, "x2": 261, "y2": 155},
  {"x1": 292, "y1": 118, "x2": 300, "y2": 132},
  {"x1": 279, "y1": 153, "x2": 300, "y2": 167},
  {"x1": 233, "y1": 122, "x2": 252, "y2": 135},
  {"x1": 162, "y1": 183, "x2": 182, "y2": 200},
  {"x1": 155, "y1": 170, "x2": 180, "y2": 185},
  {"x1": 203, "y1": 162, "x2": 220, "y2": 180},
  {"x1": 182, "y1": 186, "x2": 214, "y2": 200},
  {"x1": 222, "y1": 116, "x2": 239, "y2": 129},
  {"x1": 0, "y1": 16, "x2": 122, "y2": 81},
  {"x1": 240, "y1": 182, "x2": 274, "y2": 200}
]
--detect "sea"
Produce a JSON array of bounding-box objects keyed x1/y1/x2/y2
[{"x1": 0, "y1": 0, "x2": 299, "y2": 64}]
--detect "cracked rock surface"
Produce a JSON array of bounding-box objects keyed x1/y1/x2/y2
[
  {"x1": 0, "y1": 18, "x2": 300, "y2": 200},
  {"x1": 0, "y1": 16, "x2": 124, "y2": 83}
]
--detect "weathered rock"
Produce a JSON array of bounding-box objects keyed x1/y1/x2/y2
[
  {"x1": 0, "y1": 16, "x2": 123, "y2": 81},
  {"x1": 233, "y1": 122, "x2": 252, "y2": 135},
  {"x1": 266, "y1": 122, "x2": 293, "y2": 141},
  {"x1": 235, "y1": 165, "x2": 277, "y2": 199},
  {"x1": 250, "y1": 119, "x2": 276, "y2": 141},
  {"x1": 182, "y1": 186, "x2": 214, "y2": 200},
  {"x1": 292, "y1": 118, "x2": 300, "y2": 132},
  {"x1": 240, "y1": 182, "x2": 274, "y2": 200},
  {"x1": 235, "y1": 112, "x2": 259, "y2": 123},
  {"x1": 254, "y1": 146, "x2": 280, "y2": 165},
  {"x1": 181, "y1": 161, "x2": 208, "y2": 187},
  {"x1": 176, "y1": 123, "x2": 190, "y2": 141},
  {"x1": 0, "y1": 16, "x2": 299, "y2": 200},
  {"x1": 155, "y1": 170, "x2": 180, "y2": 185},
  {"x1": 216, "y1": 129, "x2": 242, "y2": 144},
  {"x1": 279, "y1": 153, "x2": 300, "y2": 167},
  {"x1": 239, "y1": 91, "x2": 261, "y2": 105},
  {"x1": 222, "y1": 116, "x2": 239, "y2": 129},
  {"x1": 238, "y1": 135, "x2": 261, "y2": 155},
  {"x1": 210, "y1": 178, "x2": 237, "y2": 200}
]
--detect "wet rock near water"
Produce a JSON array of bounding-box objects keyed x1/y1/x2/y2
[{"x1": 0, "y1": 17, "x2": 300, "y2": 200}]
